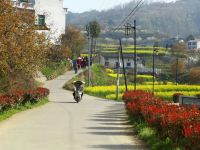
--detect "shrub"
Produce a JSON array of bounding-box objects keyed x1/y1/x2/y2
[
  {"x1": 189, "y1": 67, "x2": 200, "y2": 84},
  {"x1": 123, "y1": 90, "x2": 200, "y2": 149},
  {"x1": 0, "y1": 87, "x2": 49, "y2": 111}
]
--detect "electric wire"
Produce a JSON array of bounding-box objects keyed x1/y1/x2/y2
[{"x1": 112, "y1": 0, "x2": 144, "y2": 32}]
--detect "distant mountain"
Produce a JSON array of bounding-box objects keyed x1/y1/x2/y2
[{"x1": 66, "y1": 0, "x2": 200, "y2": 38}]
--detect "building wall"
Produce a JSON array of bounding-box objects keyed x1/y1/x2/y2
[
  {"x1": 100, "y1": 56, "x2": 143, "y2": 69},
  {"x1": 187, "y1": 40, "x2": 200, "y2": 50},
  {"x1": 34, "y1": 0, "x2": 66, "y2": 41}
]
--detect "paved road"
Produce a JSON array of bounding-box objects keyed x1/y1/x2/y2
[{"x1": 0, "y1": 71, "x2": 148, "y2": 150}]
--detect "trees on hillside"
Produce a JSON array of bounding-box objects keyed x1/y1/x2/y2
[{"x1": 0, "y1": 0, "x2": 51, "y2": 92}]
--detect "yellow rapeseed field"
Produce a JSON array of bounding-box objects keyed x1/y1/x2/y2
[{"x1": 85, "y1": 84, "x2": 200, "y2": 101}]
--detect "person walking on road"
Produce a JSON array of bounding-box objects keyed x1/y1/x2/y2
[{"x1": 72, "y1": 59, "x2": 78, "y2": 74}]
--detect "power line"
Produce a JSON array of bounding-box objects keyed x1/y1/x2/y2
[{"x1": 112, "y1": 0, "x2": 144, "y2": 32}]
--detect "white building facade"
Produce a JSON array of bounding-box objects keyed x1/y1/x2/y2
[
  {"x1": 100, "y1": 53, "x2": 143, "y2": 69},
  {"x1": 13, "y1": 0, "x2": 67, "y2": 41}
]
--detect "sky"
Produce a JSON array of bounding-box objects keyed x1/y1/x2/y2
[{"x1": 64, "y1": 0, "x2": 176, "y2": 13}]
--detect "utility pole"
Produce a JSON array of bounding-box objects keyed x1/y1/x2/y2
[
  {"x1": 116, "y1": 41, "x2": 121, "y2": 100},
  {"x1": 133, "y1": 20, "x2": 137, "y2": 91},
  {"x1": 176, "y1": 56, "x2": 178, "y2": 86},
  {"x1": 124, "y1": 20, "x2": 137, "y2": 91},
  {"x1": 153, "y1": 42, "x2": 159, "y2": 94},
  {"x1": 120, "y1": 39, "x2": 128, "y2": 92},
  {"x1": 86, "y1": 25, "x2": 91, "y2": 86}
]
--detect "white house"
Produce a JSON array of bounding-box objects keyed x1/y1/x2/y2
[
  {"x1": 13, "y1": 0, "x2": 67, "y2": 41},
  {"x1": 100, "y1": 53, "x2": 162, "y2": 74},
  {"x1": 187, "y1": 39, "x2": 200, "y2": 51},
  {"x1": 100, "y1": 53, "x2": 143, "y2": 69}
]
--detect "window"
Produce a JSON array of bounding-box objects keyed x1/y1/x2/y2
[
  {"x1": 115, "y1": 62, "x2": 119, "y2": 68},
  {"x1": 192, "y1": 42, "x2": 197, "y2": 45},
  {"x1": 38, "y1": 15, "x2": 45, "y2": 26},
  {"x1": 105, "y1": 62, "x2": 109, "y2": 67},
  {"x1": 127, "y1": 63, "x2": 131, "y2": 67},
  {"x1": 20, "y1": 0, "x2": 28, "y2": 2}
]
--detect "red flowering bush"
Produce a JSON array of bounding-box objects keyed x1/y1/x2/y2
[
  {"x1": 123, "y1": 90, "x2": 200, "y2": 149},
  {"x1": 0, "y1": 87, "x2": 49, "y2": 111},
  {"x1": 0, "y1": 95, "x2": 15, "y2": 110}
]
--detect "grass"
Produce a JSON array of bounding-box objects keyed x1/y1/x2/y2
[
  {"x1": 42, "y1": 60, "x2": 70, "y2": 80},
  {"x1": 129, "y1": 116, "x2": 180, "y2": 150},
  {"x1": 0, "y1": 97, "x2": 48, "y2": 122}
]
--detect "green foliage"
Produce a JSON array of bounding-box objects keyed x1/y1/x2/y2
[
  {"x1": 42, "y1": 60, "x2": 70, "y2": 80},
  {"x1": 129, "y1": 116, "x2": 181, "y2": 150},
  {"x1": 86, "y1": 21, "x2": 101, "y2": 38}
]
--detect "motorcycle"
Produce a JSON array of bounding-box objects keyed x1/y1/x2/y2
[{"x1": 72, "y1": 81, "x2": 85, "y2": 103}]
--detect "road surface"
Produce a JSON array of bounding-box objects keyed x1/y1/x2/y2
[{"x1": 0, "y1": 71, "x2": 148, "y2": 150}]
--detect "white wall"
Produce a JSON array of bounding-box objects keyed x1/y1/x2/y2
[
  {"x1": 100, "y1": 56, "x2": 142, "y2": 69},
  {"x1": 34, "y1": 0, "x2": 66, "y2": 41}
]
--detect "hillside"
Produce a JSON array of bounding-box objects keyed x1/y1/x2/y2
[{"x1": 66, "y1": 0, "x2": 200, "y2": 37}]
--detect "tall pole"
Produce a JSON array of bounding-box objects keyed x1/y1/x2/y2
[
  {"x1": 87, "y1": 26, "x2": 91, "y2": 87},
  {"x1": 176, "y1": 56, "x2": 178, "y2": 86},
  {"x1": 120, "y1": 39, "x2": 128, "y2": 92},
  {"x1": 153, "y1": 42, "x2": 159, "y2": 94},
  {"x1": 116, "y1": 40, "x2": 121, "y2": 100},
  {"x1": 153, "y1": 48, "x2": 155, "y2": 94},
  {"x1": 134, "y1": 20, "x2": 137, "y2": 91}
]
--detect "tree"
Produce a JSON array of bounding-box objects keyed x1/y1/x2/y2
[
  {"x1": 170, "y1": 42, "x2": 187, "y2": 85},
  {"x1": 170, "y1": 59, "x2": 186, "y2": 75},
  {"x1": 86, "y1": 21, "x2": 101, "y2": 54},
  {"x1": 189, "y1": 67, "x2": 200, "y2": 84},
  {"x1": 61, "y1": 26, "x2": 86, "y2": 58},
  {"x1": 0, "y1": 0, "x2": 51, "y2": 92}
]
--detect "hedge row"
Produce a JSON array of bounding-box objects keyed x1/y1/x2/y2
[
  {"x1": 0, "y1": 87, "x2": 49, "y2": 111},
  {"x1": 123, "y1": 90, "x2": 200, "y2": 150}
]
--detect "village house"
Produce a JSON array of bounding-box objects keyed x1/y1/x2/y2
[
  {"x1": 100, "y1": 53, "x2": 143, "y2": 69},
  {"x1": 187, "y1": 39, "x2": 200, "y2": 51},
  {"x1": 100, "y1": 53, "x2": 162, "y2": 74},
  {"x1": 12, "y1": 0, "x2": 67, "y2": 41}
]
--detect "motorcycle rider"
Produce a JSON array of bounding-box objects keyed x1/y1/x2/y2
[{"x1": 73, "y1": 81, "x2": 85, "y2": 101}]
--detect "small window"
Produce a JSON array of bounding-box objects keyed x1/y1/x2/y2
[
  {"x1": 38, "y1": 15, "x2": 45, "y2": 26},
  {"x1": 115, "y1": 62, "x2": 119, "y2": 68},
  {"x1": 105, "y1": 62, "x2": 109, "y2": 67},
  {"x1": 127, "y1": 63, "x2": 131, "y2": 67},
  {"x1": 20, "y1": 0, "x2": 28, "y2": 2},
  {"x1": 193, "y1": 42, "x2": 197, "y2": 45},
  {"x1": 105, "y1": 58, "x2": 109, "y2": 61}
]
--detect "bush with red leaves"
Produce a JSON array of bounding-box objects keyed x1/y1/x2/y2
[
  {"x1": 0, "y1": 87, "x2": 49, "y2": 111},
  {"x1": 123, "y1": 90, "x2": 200, "y2": 149}
]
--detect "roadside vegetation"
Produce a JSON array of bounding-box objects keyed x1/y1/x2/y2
[
  {"x1": 64, "y1": 64, "x2": 200, "y2": 101},
  {"x1": 0, "y1": 87, "x2": 49, "y2": 122}
]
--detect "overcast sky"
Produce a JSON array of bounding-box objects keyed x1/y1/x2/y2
[{"x1": 64, "y1": 0, "x2": 176, "y2": 13}]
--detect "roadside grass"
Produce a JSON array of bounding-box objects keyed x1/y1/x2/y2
[
  {"x1": 0, "y1": 97, "x2": 48, "y2": 122},
  {"x1": 42, "y1": 60, "x2": 70, "y2": 80},
  {"x1": 129, "y1": 116, "x2": 180, "y2": 150}
]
